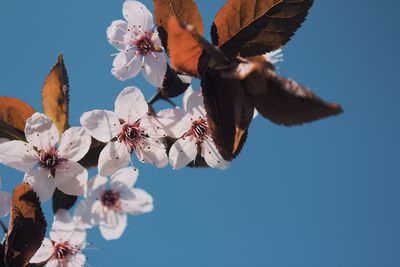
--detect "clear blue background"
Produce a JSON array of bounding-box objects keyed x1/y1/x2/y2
[{"x1": 0, "y1": 0, "x2": 399, "y2": 266}]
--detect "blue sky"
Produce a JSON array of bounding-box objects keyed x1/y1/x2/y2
[{"x1": 0, "y1": 0, "x2": 399, "y2": 266}]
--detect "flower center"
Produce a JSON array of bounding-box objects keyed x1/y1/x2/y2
[
  {"x1": 118, "y1": 122, "x2": 147, "y2": 153},
  {"x1": 100, "y1": 189, "x2": 121, "y2": 210},
  {"x1": 53, "y1": 241, "x2": 78, "y2": 261},
  {"x1": 38, "y1": 147, "x2": 64, "y2": 177},
  {"x1": 188, "y1": 118, "x2": 208, "y2": 141},
  {"x1": 133, "y1": 32, "x2": 155, "y2": 55}
]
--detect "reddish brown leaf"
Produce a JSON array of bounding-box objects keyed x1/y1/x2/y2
[
  {"x1": 154, "y1": 0, "x2": 204, "y2": 53},
  {"x1": 5, "y1": 183, "x2": 46, "y2": 267},
  {"x1": 211, "y1": 0, "x2": 314, "y2": 57},
  {"x1": 167, "y1": 17, "x2": 207, "y2": 77},
  {"x1": 0, "y1": 97, "x2": 35, "y2": 141},
  {"x1": 42, "y1": 54, "x2": 69, "y2": 134}
]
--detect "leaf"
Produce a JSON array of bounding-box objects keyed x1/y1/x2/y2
[
  {"x1": 161, "y1": 64, "x2": 192, "y2": 98},
  {"x1": 154, "y1": 0, "x2": 204, "y2": 53},
  {"x1": 52, "y1": 189, "x2": 78, "y2": 214},
  {"x1": 211, "y1": 0, "x2": 314, "y2": 57},
  {"x1": 5, "y1": 183, "x2": 46, "y2": 267},
  {"x1": 42, "y1": 54, "x2": 70, "y2": 134},
  {"x1": 167, "y1": 17, "x2": 207, "y2": 77},
  {"x1": 0, "y1": 97, "x2": 35, "y2": 141}
]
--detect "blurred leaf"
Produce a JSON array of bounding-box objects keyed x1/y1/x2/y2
[
  {"x1": 211, "y1": 0, "x2": 314, "y2": 57},
  {"x1": 78, "y1": 138, "x2": 106, "y2": 169},
  {"x1": 0, "y1": 97, "x2": 35, "y2": 141},
  {"x1": 154, "y1": 0, "x2": 204, "y2": 53},
  {"x1": 52, "y1": 189, "x2": 78, "y2": 214},
  {"x1": 5, "y1": 184, "x2": 46, "y2": 267},
  {"x1": 42, "y1": 54, "x2": 69, "y2": 134},
  {"x1": 161, "y1": 64, "x2": 192, "y2": 98},
  {"x1": 167, "y1": 17, "x2": 207, "y2": 77}
]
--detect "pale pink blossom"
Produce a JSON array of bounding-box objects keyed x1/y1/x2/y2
[
  {"x1": 0, "y1": 113, "x2": 91, "y2": 202},
  {"x1": 0, "y1": 176, "x2": 11, "y2": 217},
  {"x1": 107, "y1": 0, "x2": 167, "y2": 87},
  {"x1": 80, "y1": 86, "x2": 168, "y2": 177},
  {"x1": 30, "y1": 210, "x2": 87, "y2": 267},
  {"x1": 75, "y1": 167, "x2": 153, "y2": 240},
  {"x1": 158, "y1": 88, "x2": 229, "y2": 170}
]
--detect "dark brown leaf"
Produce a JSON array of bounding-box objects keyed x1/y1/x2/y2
[
  {"x1": 161, "y1": 64, "x2": 192, "y2": 98},
  {"x1": 211, "y1": 0, "x2": 314, "y2": 57},
  {"x1": 0, "y1": 97, "x2": 35, "y2": 141},
  {"x1": 5, "y1": 183, "x2": 46, "y2": 267},
  {"x1": 52, "y1": 189, "x2": 78, "y2": 214},
  {"x1": 42, "y1": 54, "x2": 70, "y2": 134},
  {"x1": 154, "y1": 0, "x2": 204, "y2": 53}
]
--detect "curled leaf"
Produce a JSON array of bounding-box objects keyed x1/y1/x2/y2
[
  {"x1": 161, "y1": 64, "x2": 192, "y2": 98},
  {"x1": 211, "y1": 0, "x2": 314, "y2": 57},
  {"x1": 5, "y1": 183, "x2": 46, "y2": 267},
  {"x1": 52, "y1": 189, "x2": 78, "y2": 215},
  {"x1": 154, "y1": 0, "x2": 204, "y2": 53},
  {"x1": 0, "y1": 97, "x2": 35, "y2": 141},
  {"x1": 42, "y1": 54, "x2": 70, "y2": 134}
]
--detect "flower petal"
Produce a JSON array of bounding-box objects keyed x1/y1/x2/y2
[
  {"x1": 74, "y1": 198, "x2": 97, "y2": 229},
  {"x1": 67, "y1": 253, "x2": 86, "y2": 267},
  {"x1": 44, "y1": 259, "x2": 59, "y2": 267},
  {"x1": 58, "y1": 127, "x2": 91, "y2": 162},
  {"x1": 80, "y1": 110, "x2": 120, "y2": 143},
  {"x1": 122, "y1": 0, "x2": 153, "y2": 32},
  {"x1": 88, "y1": 175, "x2": 108, "y2": 197},
  {"x1": 99, "y1": 210, "x2": 127, "y2": 240},
  {"x1": 114, "y1": 86, "x2": 148, "y2": 122},
  {"x1": 107, "y1": 20, "x2": 130, "y2": 51},
  {"x1": 111, "y1": 51, "x2": 141, "y2": 81},
  {"x1": 98, "y1": 141, "x2": 130, "y2": 177},
  {"x1": 0, "y1": 140, "x2": 37, "y2": 172},
  {"x1": 135, "y1": 140, "x2": 168, "y2": 168},
  {"x1": 23, "y1": 169, "x2": 56, "y2": 203},
  {"x1": 50, "y1": 209, "x2": 75, "y2": 242},
  {"x1": 157, "y1": 108, "x2": 190, "y2": 138},
  {"x1": 25, "y1": 112, "x2": 59, "y2": 150},
  {"x1": 142, "y1": 52, "x2": 167, "y2": 88},
  {"x1": 169, "y1": 137, "x2": 197, "y2": 170},
  {"x1": 54, "y1": 161, "x2": 88, "y2": 197},
  {"x1": 121, "y1": 188, "x2": 153, "y2": 214},
  {"x1": 202, "y1": 138, "x2": 229, "y2": 170},
  {"x1": 183, "y1": 87, "x2": 206, "y2": 118},
  {"x1": 0, "y1": 191, "x2": 11, "y2": 217},
  {"x1": 110, "y1": 167, "x2": 138, "y2": 190},
  {"x1": 29, "y1": 238, "x2": 53, "y2": 263}
]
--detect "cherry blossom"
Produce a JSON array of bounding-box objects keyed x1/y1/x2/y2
[
  {"x1": 30, "y1": 209, "x2": 87, "y2": 267},
  {"x1": 74, "y1": 167, "x2": 153, "y2": 240},
  {"x1": 80, "y1": 86, "x2": 168, "y2": 177},
  {"x1": 0, "y1": 176, "x2": 11, "y2": 217},
  {"x1": 107, "y1": 0, "x2": 167, "y2": 87},
  {"x1": 0, "y1": 113, "x2": 91, "y2": 202},
  {"x1": 158, "y1": 88, "x2": 229, "y2": 170}
]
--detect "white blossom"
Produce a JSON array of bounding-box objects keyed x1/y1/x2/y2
[
  {"x1": 80, "y1": 86, "x2": 168, "y2": 177},
  {"x1": 107, "y1": 0, "x2": 167, "y2": 87},
  {"x1": 158, "y1": 88, "x2": 229, "y2": 170},
  {"x1": 0, "y1": 176, "x2": 11, "y2": 217},
  {"x1": 75, "y1": 167, "x2": 153, "y2": 240},
  {"x1": 0, "y1": 113, "x2": 90, "y2": 202}
]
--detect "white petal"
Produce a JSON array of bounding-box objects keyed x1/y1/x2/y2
[
  {"x1": 157, "y1": 108, "x2": 191, "y2": 138},
  {"x1": 111, "y1": 51, "x2": 141, "y2": 81},
  {"x1": 98, "y1": 141, "x2": 130, "y2": 177},
  {"x1": 58, "y1": 127, "x2": 91, "y2": 162},
  {"x1": 23, "y1": 169, "x2": 56, "y2": 203},
  {"x1": 29, "y1": 238, "x2": 54, "y2": 263},
  {"x1": 25, "y1": 112, "x2": 59, "y2": 150},
  {"x1": 139, "y1": 115, "x2": 167, "y2": 137},
  {"x1": 135, "y1": 140, "x2": 168, "y2": 168},
  {"x1": 45, "y1": 259, "x2": 60, "y2": 267},
  {"x1": 121, "y1": 188, "x2": 153, "y2": 214},
  {"x1": 107, "y1": 20, "x2": 130, "y2": 51},
  {"x1": 110, "y1": 167, "x2": 138, "y2": 190},
  {"x1": 114, "y1": 86, "x2": 148, "y2": 122},
  {"x1": 87, "y1": 175, "x2": 108, "y2": 197},
  {"x1": 183, "y1": 87, "x2": 206, "y2": 118},
  {"x1": 142, "y1": 52, "x2": 167, "y2": 88},
  {"x1": 253, "y1": 108, "x2": 259, "y2": 119},
  {"x1": 99, "y1": 210, "x2": 127, "y2": 240},
  {"x1": 74, "y1": 198, "x2": 97, "y2": 229},
  {"x1": 68, "y1": 253, "x2": 86, "y2": 267},
  {"x1": 0, "y1": 140, "x2": 37, "y2": 172},
  {"x1": 54, "y1": 161, "x2": 88, "y2": 197},
  {"x1": 80, "y1": 110, "x2": 120, "y2": 143},
  {"x1": 0, "y1": 191, "x2": 11, "y2": 217},
  {"x1": 169, "y1": 137, "x2": 197, "y2": 170},
  {"x1": 50, "y1": 209, "x2": 75, "y2": 242},
  {"x1": 68, "y1": 228, "x2": 87, "y2": 248},
  {"x1": 202, "y1": 138, "x2": 229, "y2": 170},
  {"x1": 122, "y1": 0, "x2": 153, "y2": 32}
]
